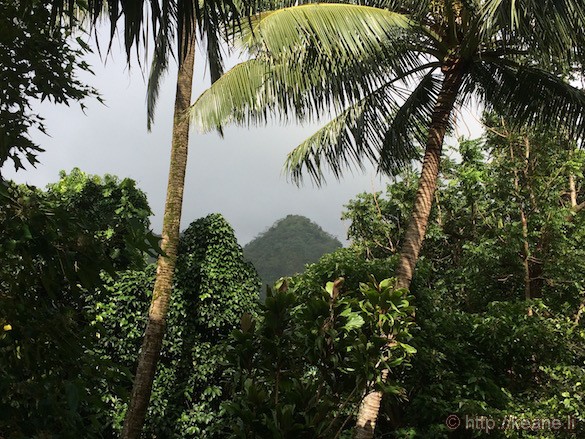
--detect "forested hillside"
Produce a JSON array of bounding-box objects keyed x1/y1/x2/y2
[{"x1": 243, "y1": 215, "x2": 342, "y2": 286}]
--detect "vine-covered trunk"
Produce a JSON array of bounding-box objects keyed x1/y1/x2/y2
[
  {"x1": 120, "y1": 31, "x2": 196, "y2": 439},
  {"x1": 354, "y1": 65, "x2": 464, "y2": 439}
]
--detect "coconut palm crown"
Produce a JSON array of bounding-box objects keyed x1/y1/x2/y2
[{"x1": 190, "y1": 0, "x2": 585, "y2": 182}]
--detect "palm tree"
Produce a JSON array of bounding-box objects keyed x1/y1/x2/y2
[
  {"x1": 119, "y1": 25, "x2": 196, "y2": 439},
  {"x1": 119, "y1": 3, "x2": 257, "y2": 437},
  {"x1": 189, "y1": 1, "x2": 585, "y2": 436},
  {"x1": 50, "y1": 1, "x2": 257, "y2": 437}
]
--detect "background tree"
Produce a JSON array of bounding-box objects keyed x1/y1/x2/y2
[
  {"x1": 0, "y1": 171, "x2": 154, "y2": 438},
  {"x1": 46, "y1": 168, "x2": 156, "y2": 269},
  {"x1": 346, "y1": 124, "x2": 585, "y2": 313},
  {"x1": 0, "y1": 0, "x2": 97, "y2": 172}
]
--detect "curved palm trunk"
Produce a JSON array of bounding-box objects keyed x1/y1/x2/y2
[
  {"x1": 354, "y1": 65, "x2": 464, "y2": 439},
  {"x1": 395, "y1": 66, "x2": 464, "y2": 290},
  {"x1": 120, "y1": 32, "x2": 196, "y2": 439}
]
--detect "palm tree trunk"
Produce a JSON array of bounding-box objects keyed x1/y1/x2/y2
[
  {"x1": 394, "y1": 65, "x2": 464, "y2": 290},
  {"x1": 354, "y1": 65, "x2": 464, "y2": 439},
  {"x1": 120, "y1": 31, "x2": 196, "y2": 439},
  {"x1": 354, "y1": 370, "x2": 388, "y2": 439}
]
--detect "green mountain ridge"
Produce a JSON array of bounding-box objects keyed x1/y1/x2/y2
[{"x1": 243, "y1": 215, "x2": 342, "y2": 287}]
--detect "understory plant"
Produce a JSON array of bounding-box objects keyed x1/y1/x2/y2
[{"x1": 222, "y1": 275, "x2": 416, "y2": 438}]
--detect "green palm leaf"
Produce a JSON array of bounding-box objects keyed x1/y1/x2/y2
[
  {"x1": 284, "y1": 83, "x2": 402, "y2": 185},
  {"x1": 147, "y1": 11, "x2": 175, "y2": 130},
  {"x1": 237, "y1": 3, "x2": 412, "y2": 61},
  {"x1": 190, "y1": 41, "x2": 430, "y2": 131},
  {"x1": 480, "y1": 0, "x2": 585, "y2": 61},
  {"x1": 193, "y1": 0, "x2": 585, "y2": 190},
  {"x1": 378, "y1": 69, "x2": 443, "y2": 173},
  {"x1": 470, "y1": 60, "x2": 585, "y2": 139},
  {"x1": 285, "y1": 66, "x2": 441, "y2": 184},
  {"x1": 190, "y1": 59, "x2": 273, "y2": 131},
  {"x1": 190, "y1": 34, "x2": 425, "y2": 127},
  {"x1": 190, "y1": 3, "x2": 429, "y2": 132}
]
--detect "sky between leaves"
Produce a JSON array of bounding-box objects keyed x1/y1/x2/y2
[{"x1": 3, "y1": 28, "x2": 482, "y2": 245}]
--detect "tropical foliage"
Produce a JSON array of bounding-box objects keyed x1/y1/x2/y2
[
  {"x1": 190, "y1": 3, "x2": 585, "y2": 427},
  {"x1": 0, "y1": 171, "x2": 154, "y2": 438},
  {"x1": 91, "y1": 213, "x2": 261, "y2": 438},
  {"x1": 338, "y1": 123, "x2": 585, "y2": 437},
  {"x1": 190, "y1": 0, "x2": 585, "y2": 183},
  {"x1": 0, "y1": 176, "x2": 261, "y2": 438},
  {"x1": 222, "y1": 276, "x2": 416, "y2": 438},
  {"x1": 120, "y1": 0, "x2": 264, "y2": 433},
  {"x1": 47, "y1": 168, "x2": 157, "y2": 269},
  {"x1": 0, "y1": 0, "x2": 97, "y2": 171},
  {"x1": 5, "y1": 1, "x2": 585, "y2": 438}
]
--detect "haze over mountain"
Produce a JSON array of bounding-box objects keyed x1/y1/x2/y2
[{"x1": 243, "y1": 215, "x2": 343, "y2": 287}]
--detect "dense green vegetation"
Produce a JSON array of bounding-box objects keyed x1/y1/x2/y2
[
  {"x1": 337, "y1": 123, "x2": 585, "y2": 437},
  {"x1": 222, "y1": 276, "x2": 415, "y2": 438},
  {"x1": 0, "y1": 170, "x2": 155, "y2": 437},
  {"x1": 0, "y1": 170, "x2": 413, "y2": 438},
  {"x1": 219, "y1": 120, "x2": 585, "y2": 436},
  {"x1": 3, "y1": 1, "x2": 585, "y2": 438},
  {"x1": 243, "y1": 215, "x2": 342, "y2": 287},
  {"x1": 0, "y1": 170, "x2": 261, "y2": 438},
  {"x1": 92, "y1": 213, "x2": 261, "y2": 438},
  {"x1": 4, "y1": 122, "x2": 585, "y2": 437}
]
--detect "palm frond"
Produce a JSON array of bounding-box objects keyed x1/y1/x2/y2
[
  {"x1": 378, "y1": 69, "x2": 443, "y2": 174},
  {"x1": 147, "y1": 18, "x2": 174, "y2": 131},
  {"x1": 201, "y1": 8, "x2": 224, "y2": 83},
  {"x1": 190, "y1": 17, "x2": 429, "y2": 133},
  {"x1": 47, "y1": 1, "x2": 162, "y2": 60},
  {"x1": 195, "y1": 2, "x2": 435, "y2": 128},
  {"x1": 190, "y1": 41, "x2": 429, "y2": 131},
  {"x1": 190, "y1": 59, "x2": 273, "y2": 131},
  {"x1": 285, "y1": 85, "x2": 396, "y2": 185},
  {"x1": 237, "y1": 3, "x2": 413, "y2": 62},
  {"x1": 285, "y1": 66, "x2": 440, "y2": 185},
  {"x1": 194, "y1": 0, "x2": 243, "y2": 78},
  {"x1": 470, "y1": 60, "x2": 585, "y2": 140},
  {"x1": 480, "y1": 0, "x2": 585, "y2": 62},
  {"x1": 366, "y1": 0, "x2": 433, "y2": 19}
]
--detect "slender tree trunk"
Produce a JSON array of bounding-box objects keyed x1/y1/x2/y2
[
  {"x1": 354, "y1": 65, "x2": 464, "y2": 439},
  {"x1": 354, "y1": 370, "x2": 388, "y2": 439},
  {"x1": 393, "y1": 67, "x2": 464, "y2": 291},
  {"x1": 509, "y1": 139, "x2": 533, "y2": 301},
  {"x1": 120, "y1": 31, "x2": 196, "y2": 439},
  {"x1": 569, "y1": 171, "x2": 577, "y2": 209}
]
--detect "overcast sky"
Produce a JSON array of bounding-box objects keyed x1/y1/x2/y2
[{"x1": 3, "y1": 34, "x2": 483, "y2": 245}]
